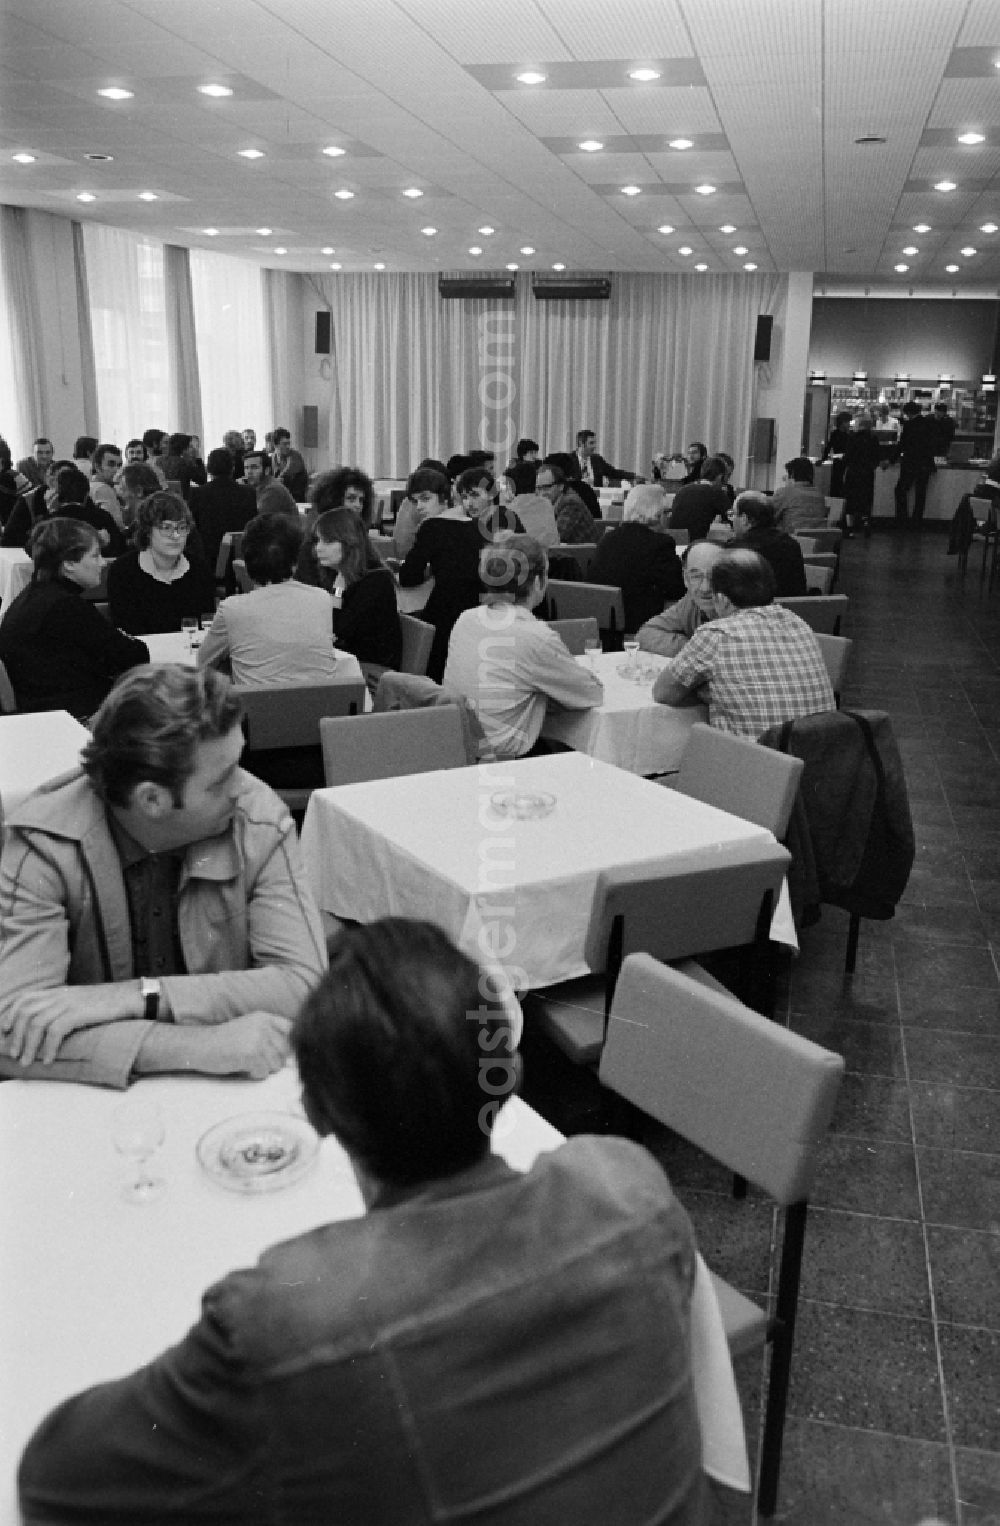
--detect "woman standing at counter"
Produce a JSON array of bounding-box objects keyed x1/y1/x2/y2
[{"x1": 843, "y1": 414, "x2": 882, "y2": 537}]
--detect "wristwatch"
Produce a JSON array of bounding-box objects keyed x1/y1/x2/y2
[{"x1": 139, "y1": 976, "x2": 161, "y2": 1022}]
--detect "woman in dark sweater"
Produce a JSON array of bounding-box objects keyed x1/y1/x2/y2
[
  {"x1": 107, "y1": 492, "x2": 210, "y2": 635},
  {"x1": 590, "y1": 491, "x2": 684, "y2": 632},
  {"x1": 398, "y1": 467, "x2": 523, "y2": 681},
  {"x1": 0, "y1": 518, "x2": 148, "y2": 719},
  {"x1": 298, "y1": 506, "x2": 401, "y2": 670}
]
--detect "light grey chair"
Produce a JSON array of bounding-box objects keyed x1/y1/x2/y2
[
  {"x1": 320, "y1": 703, "x2": 468, "y2": 786},
  {"x1": 543, "y1": 616, "x2": 600, "y2": 655}
]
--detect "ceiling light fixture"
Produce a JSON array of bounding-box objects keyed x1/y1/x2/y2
[
  {"x1": 506, "y1": 263, "x2": 519, "y2": 271},
  {"x1": 853, "y1": 370, "x2": 868, "y2": 382},
  {"x1": 552, "y1": 262, "x2": 566, "y2": 270},
  {"x1": 203, "y1": 227, "x2": 219, "y2": 235},
  {"x1": 720, "y1": 223, "x2": 736, "y2": 233},
  {"x1": 520, "y1": 245, "x2": 535, "y2": 254},
  {"x1": 694, "y1": 183, "x2": 716, "y2": 195},
  {"x1": 914, "y1": 223, "x2": 931, "y2": 233},
  {"x1": 658, "y1": 224, "x2": 675, "y2": 235},
  {"x1": 421, "y1": 226, "x2": 437, "y2": 236},
  {"x1": 402, "y1": 187, "x2": 423, "y2": 198},
  {"x1": 76, "y1": 192, "x2": 96, "y2": 202},
  {"x1": 138, "y1": 191, "x2": 158, "y2": 201},
  {"x1": 678, "y1": 245, "x2": 692, "y2": 256},
  {"x1": 98, "y1": 87, "x2": 133, "y2": 100},
  {"x1": 321, "y1": 245, "x2": 334, "y2": 254},
  {"x1": 257, "y1": 226, "x2": 272, "y2": 235},
  {"x1": 516, "y1": 70, "x2": 546, "y2": 84},
  {"x1": 12, "y1": 153, "x2": 36, "y2": 164},
  {"x1": 902, "y1": 245, "x2": 918, "y2": 255},
  {"x1": 238, "y1": 149, "x2": 264, "y2": 159},
  {"x1": 469, "y1": 246, "x2": 482, "y2": 255},
  {"x1": 668, "y1": 137, "x2": 693, "y2": 150},
  {"x1": 894, "y1": 263, "x2": 909, "y2": 273},
  {"x1": 274, "y1": 246, "x2": 287, "y2": 254},
  {"x1": 322, "y1": 146, "x2": 346, "y2": 158},
  {"x1": 981, "y1": 221, "x2": 998, "y2": 233},
  {"x1": 334, "y1": 189, "x2": 354, "y2": 200},
  {"x1": 578, "y1": 140, "x2": 603, "y2": 152},
  {"x1": 945, "y1": 263, "x2": 960, "y2": 272},
  {"x1": 198, "y1": 84, "x2": 233, "y2": 98},
  {"x1": 743, "y1": 262, "x2": 758, "y2": 271},
  {"x1": 939, "y1": 372, "x2": 953, "y2": 382},
  {"x1": 374, "y1": 262, "x2": 386, "y2": 270},
  {"x1": 733, "y1": 244, "x2": 748, "y2": 255},
  {"x1": 695, "y1": 262, "x2": 708, "y2": 271},
  {"x1": 962, "y1": 246, "x2": 977, "y2": 256},
  {"x1": 479, "y1": 225, "x2": 495, "y2": 235},
  {"x1": 630, "y1": 68, "x2": 661, "y2": 82},
  {"x1": 934, "y1": 180, "x2": 957, "y2": 191},
  {"x1": 621, "y1": 184, "x2": 642, "y2": 195},
  {"x1": 958, "y1": 131, "x2": 985, "y2": 145},
  {"x1": 329, "y1": 262, "x2": 342, "y2": 270}
]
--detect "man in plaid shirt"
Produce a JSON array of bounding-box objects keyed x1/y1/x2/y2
[{"x1": 653, "y1": 549, "x2": 835, "y2": 737}]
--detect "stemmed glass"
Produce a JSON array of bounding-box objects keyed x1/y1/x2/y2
[
  {"x1": 112, "y1": 1099, "x2": 166, "y2": 1203},
  {"x1": 622, "y1": 638, "x2": 640, "y2": 676}
]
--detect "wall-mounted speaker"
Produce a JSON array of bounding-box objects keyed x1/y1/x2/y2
[
  {"x1": 438, "y1": 276, "x2": 516, "y2": 299},
  {"x1": 302, "y1": 405, "x2": 319, "y2": 451},
  {"x1": 754, "y1": 314, "x2": 773, "y2": 363},
  {"x1": 315, "y1": 311, "x2": 332, "y2": 354},
  {"x1": 532, "y1": 277, "x2": 611, "y2": 300}
]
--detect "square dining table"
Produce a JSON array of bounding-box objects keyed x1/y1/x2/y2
[
  {"x1": 0, "y1": 548, "x2": 30, "y2": 620},
  {"x1": 0, "y1": 710, "x2": 91, "y2": 821},
  {"x1": 300, "y1": 751, "x2": 788, "y2": 988},
  {"x1": 541, "y1": 649, "x2": 707, "y2": 775}
]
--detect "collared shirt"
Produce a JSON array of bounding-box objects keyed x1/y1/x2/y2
[
  {"x1": 659, "y1": 603, "x2": 835, "y2": 737},
  {"x1": 107, "y1": 814, "x2": 185, "y2": 985},
  {"x1": 576, "y1": 450, "x2": 594, "y2": 484}
]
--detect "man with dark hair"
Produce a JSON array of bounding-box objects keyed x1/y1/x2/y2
[
  {"x1": 930, "y1": 400, "x2": 956, "y2": 459},
  {"x1": 15, "y1": 437, "x2": 54, "y2": 493},
  {"x1": 653, "y1": 548, "x2": 835, "y2": 736},
  {"x1": 0, "y1": 665, "x2": 326, "y2": 1088},
  {"x1": 515, "y1": 436, "x2": 540, "y2": 462},
  {"x1": 572, "y1": 427, "x2": 634, "y2": 487},
  {"x1": 190, "y1": 446, "x2": 257, "y2": 577},
  {"x1": 665, "y1": 455, "x2": 730, "y2": 540},
  {"x1": 87, "y1": 443, "x2": 124, "y2": 527},
  {"x1": 272, "y1": 426, "x2": 309, "y2": 501},
  {"x1": 770, "y1": 456, "x2": 828, "y2": 533},
  {"x1": 728, "y1": 491, "x2": 808, "y2": 595},
  {"x1": 159, "y1": 432, "x2": 195, "y2": 500},
  {"x1": 535, "y1": 460, "x2": 596, "y2": 544},
  {"x1": 242, "y1": 450, "x2": 298, "y2": 516},
  {"x1": 892, "y1": 401, "x2": 938, "y2": 529},
  {"x1": 19, "y1": 918, "x2": 707, "y2": 1525}
]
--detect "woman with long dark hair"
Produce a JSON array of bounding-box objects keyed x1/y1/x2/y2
[{"x1": 298, "y1": 506, "x2": 401, "y2": 670}]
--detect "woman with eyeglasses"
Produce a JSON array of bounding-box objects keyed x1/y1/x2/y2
[
  {"x1": 107, "y1": 491, "x2": 210, "y2": 634},
  {"x1": 0, "y1": 518, "x2": 148, "y2": 718}
]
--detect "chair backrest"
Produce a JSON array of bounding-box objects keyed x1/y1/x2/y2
[
  {"x1": 674, "y1": 721, "x2": 804, "y2": 839},
  {"x1": 970, "y1": 495, "x2": 996, "y2": 527},
  {"x1": 814, "y1": 632, "x2": 852, "y2": 698},
  {"x1": 215, "y1": 530, "x2": 243, "y2": 582},
  {"x1": 804, "y1": 563, "x2": 834, "y2": 595},
  {"x1": 0, "y1": 657, "x2": 17, "y2": 713},
  {"x1": 549, "y1": 543, "x2": 597, "y2": 578},
  {"x1": 233, "y1": 558, "x2": 253, "y2": 594},
  {"x1": 775, "y1": 594, "x2": 848, "y2": 635},
  {"x1": 824, "y1": 495, "x2": 845, "y2": 525},
  {"x1": 368, "y1": 532, "x2": 395, "y2": 562},
  {"x1": 234, "y1": 679, "x2": 367, "y2": 751},
  {"x1": 398, "y1": 612, "x2": 435, "y2": 675},
  {"x1": 582, "y1": 841, "x2": 791, "y2": 983},
  {"x1": 599, "y1": 955, "x2": 844, "y2": 1204},
  {"x1": 543, "y1": 616, "x2": 600, "y2": 655},
  {"x1": 591, "y1": 520, "x2": 615, "y2": 542},
  {"x1": 320, "y1": 704, "x2": 468, "y2": 786},
  {"x1": 794, "y1": 528, "x2": 842, "y2": 556},
  {"x1": 545, "y1": 579, "x2": 625, "y2": 633}
]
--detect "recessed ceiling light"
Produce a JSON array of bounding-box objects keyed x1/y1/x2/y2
[
  {"x1": 402, "y1": 187, "x2": 423, "y2": 198},
  {"x1": 468, "y1": 246, "x2": 483, "y2": 255},
  {"x1": 657, "y1": 224, "x2": 675, "y2": 235},
  {"x1": 552, "y1": 262, "x2": 566, "y2": 270},
  {"x1": 981, "y1": 222, "x2": 999, "y2": 233},
  {"x1": 238, "y1": 148, "x2": 264, "y2": 160},
  {"x1": 98, "y1": 87, "x2": 133, "y2": 101},
  {"x1": 678, "y1": 245, "x2": 692, "y2": 256},
  {"x1": 329, "y1": 262, "x2": 342, "y2": 270},
  {"x1": 913, "y1": 223, "x2": 931, "y2": 233},
  {"x1": 578, "y1": 140, "x2": 603, "y2": 152},
  {"x1": 902, "y1": 245, "x2": 918, "y2": 255},
  {"x1": 84, "y1": 153, "x2": 114, "y2": 162},
  {"x1": 720, "y1": 223, "x2": 736, "y2": 233},
  {"x1": 322, "y1": 145, "x2": 346, "y2": 158},
  {"x1": 321, "y1": 245, "x2": 334, "y2": 254},
  {"x1": 421, "y1": 226, "x2": 437, "y2": 236},
  {"x1": 76, "y1": 192, "x2": 96, "y2": 203},
  {"x1": 516, "y1": 71, "x2": 546, "y2": 85},
  {"x1": 257, "y1": 226, "x2": 272, "y2": 236},
  {"x1": 961, "y1": 245, "x2": 977, "y2": 256},
  {"x1": 946, "y1": 263, "x2": 960, "y2": 272},
  {"x1": 198, "y1": 84, "x2": 233, "y2": 98},
  {"x1": 669, "y1": 137, "x2": 693, "y2": 150},
  {"x1": 630, "y1": 68, "x2": 661, "y2": 82},
  {"x1": 12, "y1": 153, "x2": 36, "y2": 164},
  {"x1": 506, "y1": 263, "x2": 519, "y2": 271},
  {"x1": 733, "y1": 244, "x2": 748, "y2": 255},
  {"x1": 958, "y1": 131, "x2": 985, "y2": 145},
  {"x1": 520, "y1": 245, "x2": 535, "y2": 254},
  {"x1": 374, "y1": 262, "x2": 386, "y2": 270},
  {"x1": 894, "y1": 263, "x2": 909, "y2": 273},
  {"x1": 479, "y1": 225, "x2": 495, "y2": 235},
  {"x1": 334, "y1": 189, "x2": 354, "y2": 200},
  {"x1": 743, "y1": 262, "x2": 758, "y2": 271},
  {"x1": 138, "y1": 191, "x2": 158, "y2": 201},
  {"x1": 694, "y1": 183, "x2": 716, "y2": 195},
  {"x1": 695, "y1": 262, "x2": 708, "y2": 271},
  {"x1": 934, "y1": 180, "x2": 957, "y2": 192},
  {"x1": 203, "y1": 227, "x2": 219, "y2": 236},
  {"x1": 621, "y1": 184, "x2": 641, "y2": 196},
  {"x1": 274, "y1": 246, "x2": 287, "y2": 254}
]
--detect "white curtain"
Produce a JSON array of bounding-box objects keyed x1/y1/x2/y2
[
  {"x1": 0, "y1": 206, "x2": 46, "y2": 459},
  {"x1": 315, "y1": 270, "x2": 784, "y2": 480},
  {"x1": 189, "y1": 250, "x2": 271, "y2": 450},
  {"x1": 164, "y1": 244, "x2": 203, "y2": 441},
  {"x1": 83, "y1": 223, "x2": 168, "y2": 445}
]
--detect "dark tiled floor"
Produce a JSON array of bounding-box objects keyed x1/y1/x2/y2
[{"x1": 521, "y1": 528, "x2": 1000, "y2": 1524}]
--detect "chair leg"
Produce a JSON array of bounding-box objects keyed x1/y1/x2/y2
[
  {"x1": 845, "y1": 913, "x2": 860, "y2": 974},
  {"x1": 758, "y1": 1200, "x2": 809, "y2": 1517}
]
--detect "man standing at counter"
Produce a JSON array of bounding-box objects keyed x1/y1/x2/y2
[{"x1": 891, "y1": 401, "x2": 938, "y2": 529}]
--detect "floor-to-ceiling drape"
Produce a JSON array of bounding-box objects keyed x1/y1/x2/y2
[
  {"x1": 0, "y1": 207, "x2": 46, "y2": 458},
  {"x1": 83, "y1": 223, "x2": 168, "y2": 446},
  {"x1": 189, "y1": 250, "x2": 271, "y2": 448}
]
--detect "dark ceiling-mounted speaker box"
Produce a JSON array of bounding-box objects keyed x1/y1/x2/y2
[
  {"x1": 532, "y1": 276, "x2": 611, "y2": 300},
  {"x1": 438, "y1": 276, "x2": 516, "y2": 299},
  {"x1": 315, "y1": 311, "x2": 331, "y2": 354}
]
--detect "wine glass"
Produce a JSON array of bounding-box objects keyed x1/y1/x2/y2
[
  {"x1": 180, "y1": 617, "x2": 198, "y2": 650},
  {"x1": 623, "y1": 638, "x2": 640, "y2": 676},
  {"x1": 583, "y1": 637, "x2": 602, "y2": 672},
  {"x1": 112, "y1": 1099, "x2": 166, "y2": 1203}
]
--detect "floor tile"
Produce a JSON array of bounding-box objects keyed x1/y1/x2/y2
[
  {"x1": 810, "y1": 1136, "x2": 921, "y2": 1220},
  {"x1": 768, "y1": 1422, "x2": 955, "y2": 1526},
  {"x1": 788, "y1": 972, "x2": 899, "y2": 1027},
  {"x1": 910, "y1": 1081, "x2": 1000, "y2": 1155},
  {"x1": 890, "y1": 905, "x2": 990, "y2": 948},
  {"x1": 937, "y1": 1324, "x2": 1000, "y2": 1450},
  {"x1": 676, "y1": 1188, "x2": 773, "y2": 1298},
  {"x1": 898, "y1": 984, "x2": 1000, "y2": 1036},
  {"x1": 892, "y1": 943, "x2": 999, "y2": 990},
  {"x1": 829, "y1": 1073, "x2": 912, "y2": 1143},
  {"x1": 903, "y1": 1029, "x2": 1000, "y2": 1088},
  {"x1": 798, "y1": 1210, "x2": 931, "y2": 1319},
  {"x1": 926, "y1": 1227, "x2": 1000, "y2": 1330},
  {"x1": 790, "y1": 1012, "x2": 904, "y2": 1077},
  {"x1": 787, "y1": 1303, "x2": 945, "y2": 1440},
  {"x1": 956, "y1": 1447, "x2": 1000, "y2": 1526},
  {"x1": 917, "y1": 1148, "x2": 1000, "y2": 1232}
]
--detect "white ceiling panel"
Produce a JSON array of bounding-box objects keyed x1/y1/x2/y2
[
  {"x1": 957, "y1": 0, "x2": 1000, "y2": 45},
  {"x1": 495, "y1": 90, "x2": 623, "y2": 135},
  {"x1": 930, "y1": 79, "x2": 1000, "y2": 127},
  {"x1": 391, "y1": 0, "x2": 572, "y2": 65},
  {"x1": 602, "y1": 85, "x2": 721, "y2": 135},
  {"x1": 537, "y1": 0, "x2": 692, "y2": 61}
]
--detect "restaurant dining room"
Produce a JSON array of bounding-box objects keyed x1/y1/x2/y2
[{"x1": 2, "y1": 2, "x2": 1000, "y2": 1523}]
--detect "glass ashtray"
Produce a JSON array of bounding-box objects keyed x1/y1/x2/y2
[
  {"x1": 197, "y1": 1112, "x2": 319, "y2": 1194},
  {"x1": 490, "y1": 790, "x2": 556, "y2": 821},
  {"x1": 617, "y1": 659, "x2": 658, "y2": 683}
]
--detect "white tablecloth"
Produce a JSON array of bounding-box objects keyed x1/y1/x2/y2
[
  {"x1": 0, "y1": 1067, "x2": 747, "y2": 1518},
  {"x1": 143, "y1": 630, "x2": 366, "y2": 695},
  {"x1": 0, "y1": 549, "x2": 30, "y2": 620},
  {"x1": 0, "y1": 711, "x2": 91, "y2": 820},
  {"x1": 542, "y1": 650, "x2": 706, "y2": 775},
  {"x1": 301, "y1": 751, "x2": 785, "y2": 987}
]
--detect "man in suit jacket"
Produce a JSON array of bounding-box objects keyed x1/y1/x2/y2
[
  {"x1": 190, "y1": 447, "x2": 257, "y2": 578},
  {"x1": 728, "y1": 492, "x2": 808, "y2": 596},
  {"x1": 571, "y1": 428, "x2": 635, "y2": 488},
  {"x1": 892, "y1": 402, "x2": 938, "y2": 528}
]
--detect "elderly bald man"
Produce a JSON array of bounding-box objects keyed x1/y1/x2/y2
[{"x1": 636, "y1": 539, "x2": 724, "y2": 658}]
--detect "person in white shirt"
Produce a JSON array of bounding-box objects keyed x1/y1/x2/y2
[
  {"x1": 89, "y1": 442, "x2": 124, "y2": 528},
  {"x1": 443, "y1": 534, "x2": 603, "y2": 759}
]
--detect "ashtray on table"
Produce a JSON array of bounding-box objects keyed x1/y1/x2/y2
[
  {"x1": 197, "y1": 1112, "x2": 319, "y2": 1193},
  {"x1": 490, "y1": 790, "x2": 556, "y2": 821}
]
